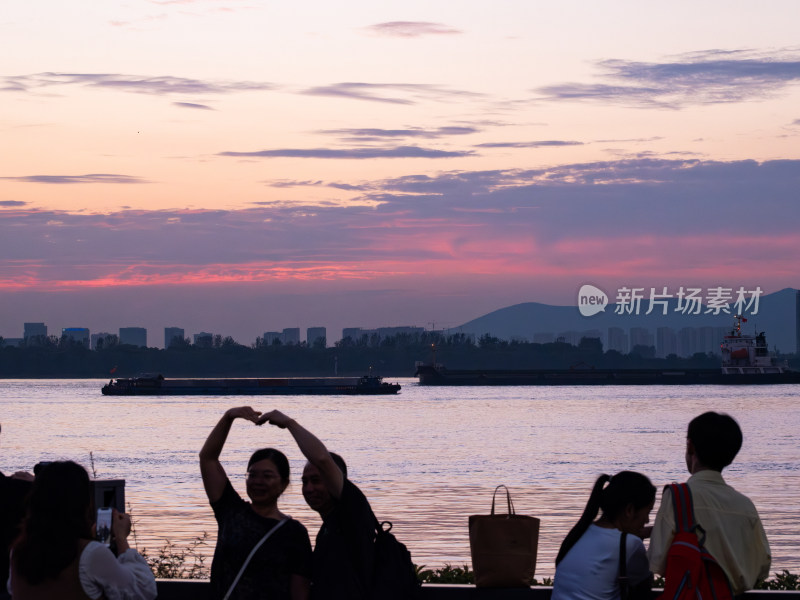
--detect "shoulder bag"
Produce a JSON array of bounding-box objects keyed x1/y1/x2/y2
[{"x1": 468, "y1": 485, "x2": 540, "y2": 588}]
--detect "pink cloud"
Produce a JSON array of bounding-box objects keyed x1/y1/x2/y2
[
  {"x1": 2, "y1": 158, "x2": 799, "y2": 339},
  {"x1": 2, "y1": 230, "x2": 797, "y2": 294}
]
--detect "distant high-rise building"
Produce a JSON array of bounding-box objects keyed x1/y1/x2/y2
[
  {"x1": 91, "y1": 332, "x2": 116, "y2": 350},
  {"x1": 307, "y1": 327, "x2": 327, "y2": 348},
  {"x1": 796, "y1": 290, "x2": 800, "y2": 354},
  {"x1": 62, "y1": 328, "x2": 90, "y2": 348},
  {"x1": 119, "y1": 327, "x2": 147, "y2": 348},
  {"x1": 194, "y1": 332, "x2": 213, "y2": 348},
  {"x1": 165, "y1": 327, "x2": 184, "y2": 348},
  {"x1": 678, "y1": 327, "x2": 698, "y2": 357},
  {"x1": 281, "y1": 328, "x2": 300, "y2": 345},
  {"x1": 342, "y1": 328, "x2": 366, "y2": 343},
  {"x1": 23, "y1": 322, "x2": 47, "y2": 341},
  {"x1": 580, "y1": 329, "x2": 604, "y2": 348},
  {"x1": 556, "y1": 330, "x2": 582, "y2": 346},
  {"x1": 696, "y1": 326, "x2": 717, "y2": 355},
  {"x1": 376, "y1": 326, "x2": 425, "y2": 338},
  {"x1": 656, "y1": 327, "x2": 677, "y2": 358},
  {"x1": 263, "y1": 331, "x2": 281, "y2": 345},
  {"x1": 607, "y1": 327, "x2": 628, "y2": 354},
  {"x1": 629, "y1": 327, "x2": 653, "y2": 350}
]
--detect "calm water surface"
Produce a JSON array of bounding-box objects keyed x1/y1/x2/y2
[{"x1": 1, "y1": 379, "x2": 798, "y2": 579}]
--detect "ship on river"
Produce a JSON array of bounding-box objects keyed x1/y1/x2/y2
[
  {"x1": 102, "y1": 374, "x2": 401, "y2": 395},
  {"x1": 415, "y1": 315, "x2": 800, "y2": 386}
]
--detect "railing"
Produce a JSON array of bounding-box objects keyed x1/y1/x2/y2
[{"x1": 153, "y1": 580, "x2": 798, "y2": 599}]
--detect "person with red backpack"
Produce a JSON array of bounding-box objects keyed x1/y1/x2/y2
[
  {"x1": 647, "y1": 412, "x2": 771, "y2": 596},
  {"x1": 258, "y1": 410, "x2": 421, "y2": 600}
]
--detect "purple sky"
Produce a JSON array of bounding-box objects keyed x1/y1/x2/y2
[{"x1": 2, "y1": 3, "x2": 800, "y2": 345}]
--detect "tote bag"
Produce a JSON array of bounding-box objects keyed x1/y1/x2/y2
[{"x1": 468, "y1": 485, "x2": 540, "y2": 588}]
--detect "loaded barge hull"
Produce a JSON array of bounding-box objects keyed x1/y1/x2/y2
[
  {"x1": 415, "y1": 364, "x2": 800, "y2": 386},
  {"x1": 102, "y1": 375, "x2": 401, "y2": 396},
  {"x1": 416, "y1": 315, "x2": 800, "y2": 386}
]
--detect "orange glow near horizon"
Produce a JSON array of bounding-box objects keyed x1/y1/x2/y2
[
  {"x1": 1, "y1": 231, "x2": 798, "y2": 293},
  {"x1": 3, "y1": 2, "x2": 800, "y2": 336}
]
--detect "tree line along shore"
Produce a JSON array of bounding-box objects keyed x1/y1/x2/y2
[{"x1": 2, "y1": 331, "x2": 799, "y2": 379}]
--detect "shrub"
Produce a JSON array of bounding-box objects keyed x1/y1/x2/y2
[{"x1": 140, "y1": 533, "x2": 210, "y2": 579}]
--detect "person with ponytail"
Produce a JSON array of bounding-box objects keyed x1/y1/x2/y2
[
  {"x1": 552, "y1": 471, "x2": 656, "y2": 600},
  {"x1": 9, "y1": 461, "x2": 156, "y2": 600}
]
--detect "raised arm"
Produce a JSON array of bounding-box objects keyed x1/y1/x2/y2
[
  {"x1": 80, "y1": 537, "x2": 157, "y2": 600},
  {"x1": 199, "y1": 406, "x2": 261, "y2": 503},
  {"x1": 258, "y1": 410, "x2": 344, "y2": 499}
]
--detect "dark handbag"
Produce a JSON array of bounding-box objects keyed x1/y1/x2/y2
[
  {"x1": 468, "y1": 485, "x2": 540, "y2": 588},
  {"x1": 619, "y1": 531, "x2": 653, "y2": 600}
]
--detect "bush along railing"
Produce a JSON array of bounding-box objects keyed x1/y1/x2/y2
[
  {"x1": 415, "y1": 563, "x2": 554, "y2": 586},
  {"x1": 134, "y1": 533, "x2": 800, "y2": 592},
  {"x1": 754, "y1": 571, "x2": 800, "y2": 590},
  {"x1": 417, "y1": 564, "x2": 474, "y2": 584},
  {"x1": 139, "y1": 533, "x2": 210, "y2": 579}
]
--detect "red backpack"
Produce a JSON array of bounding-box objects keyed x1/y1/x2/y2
[{"x1": 658, "y1": 483, "x2": 734, "y2": 600}]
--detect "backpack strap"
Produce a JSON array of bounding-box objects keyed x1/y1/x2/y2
[
  {"x1": 668, "y1": 483, "x2": 695, "y2": 533},
  {"x1": 669, "y1": 482, "x2": 707, "y2": 546},
  {"x1": 618, "y1": 531, "x2": 629, "y2": 600},
  {"x1": 222, "y1": 517, "x2": 289, "y2": 600}
]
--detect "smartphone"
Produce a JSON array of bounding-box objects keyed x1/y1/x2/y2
[{"x1": 96, "y1": 507, "x2": 113, "y2": 546}]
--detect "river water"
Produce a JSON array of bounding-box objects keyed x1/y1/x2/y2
[{"x1": 1, "y1": 379, "x2": 798, "y2": 579}]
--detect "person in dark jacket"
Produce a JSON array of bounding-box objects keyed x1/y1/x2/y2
[{"x1": 259, "y1": 410, "x2": 378, "y2": 600}]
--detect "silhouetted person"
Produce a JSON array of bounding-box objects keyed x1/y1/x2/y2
[
  {"x1": 10, "y1": 461, "x2": 156, "y2": 600},
  {"x1": 648, "y1": 411, "x2": 770, "y2": 594},
  {"x1": 553, "y1": 471, "x2": 655, "y2": 600},
  {"x1": 0, "y1": 423, "x2": 33, "y2": 599},
  {"x1": 200, "y1": 406, "x2": 312, "y2": 600},
  {"x1": 259, "y1": 410, "x2": 378, "y2": 600}
]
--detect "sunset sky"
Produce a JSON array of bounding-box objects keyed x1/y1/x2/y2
[{"x1": 2, "y1": 1, "x2": 800, "y2": 345}]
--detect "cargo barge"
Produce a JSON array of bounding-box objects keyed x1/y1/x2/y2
[
  {"x1": 102, "y1": 374, "x2": 401, "y2": 395},
  {"x1": 414, "y1": 364, "x2": 800, "y2": 385},
  {"x1": 416, "y1": 315, "x2": 800, "y2": 386}
]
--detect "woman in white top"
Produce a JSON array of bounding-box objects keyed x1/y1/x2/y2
[
  {"x1": 552, "y1": 471, "x2": 656, "y2": 600},
  {"x1": 9, "y1": 461, "x2": 156, "y2": 600}
]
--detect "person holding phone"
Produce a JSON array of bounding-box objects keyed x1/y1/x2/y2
[
  {"x1": 552, "y1": 471, "x2": 655, "y2": 600},
  {"x1": 200, "y1": 406, "x2": 312, "y2": 600},
  {"x1": 9, "y1": 461, "x2": 156, "y2": 600}
]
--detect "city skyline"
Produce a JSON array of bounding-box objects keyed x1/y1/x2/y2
[
  {"x1": 2, "y1": 1, "x2": 800, "y2": 340},
  {"x1": 7, "y1": 286, "x2": 797, "y2": 354},
  {"x1": 3, "y1": 319, "x2": 747, "y2": 358}
]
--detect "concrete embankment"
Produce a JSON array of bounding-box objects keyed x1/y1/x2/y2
[{"x1": 154, "y1": 581, "x2": 796, "y2": 599}]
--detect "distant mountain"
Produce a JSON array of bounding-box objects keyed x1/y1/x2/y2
[{"x1": 453, "y1": 288, "x2": 799, "y2": 354}]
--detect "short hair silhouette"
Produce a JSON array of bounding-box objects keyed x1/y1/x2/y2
[
  {"x1": 330, "y1": 452, "x2": 347, "y2": 478},
  {"x1": 13, "y1": 461, "x2": 93, "y2": 584},
  {"x1": 687, "y1": 411, "x2": 742, "y2": 471}
]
